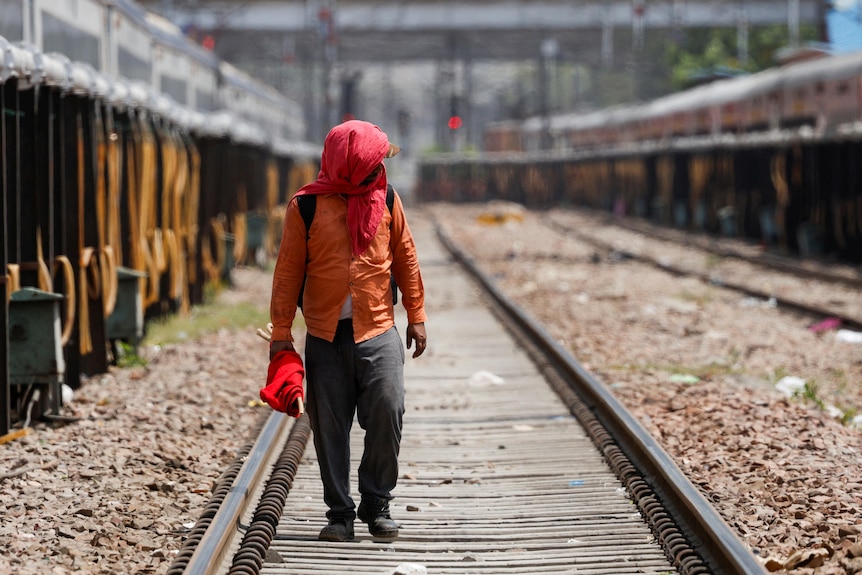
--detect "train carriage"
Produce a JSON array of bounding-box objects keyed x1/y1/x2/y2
[
  {"x1": 486, "y1": 50, "x2": 862, "y2": 153},
  {"x1": 0, "y1": 1, "x2": 25, "y2": 43},
  {"x1": 109, "y1": 0, "x2": 153, "y2": 83},
  {"x1": 469, "y1": 46, "x2": 862, "y2": 272},
  {"x1": 146, "y1": 10, "x2": 219, "y2": 110},
  {"x1": 0, "y1": 0, "x2": 319, "y2": 433},
  {"x1": 35, "y1": 0, "x2": 105, "y2": 69},
  {"x1": 811, "y1": 51, "x2": 862, "y2": 131}
]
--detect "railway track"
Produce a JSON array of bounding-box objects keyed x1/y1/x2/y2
[
  {"x1": 166, "y1": 217, "x2": 765, "y2": 575},
  {"x1": 544, "y1": 210, "x2": 862, "y2": 332}
]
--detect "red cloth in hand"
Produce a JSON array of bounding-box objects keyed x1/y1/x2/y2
[{"x1": 260, "y1": 350, "x2": 305, "y2": 417}]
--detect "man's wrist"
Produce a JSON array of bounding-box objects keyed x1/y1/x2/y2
[{"x1": 269, "y1": 340, "x2": 295, "y2": 359}]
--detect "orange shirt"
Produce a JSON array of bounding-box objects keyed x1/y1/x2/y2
[{"x1": 270, "y1": 190, "x2": 426, "y2": 343}]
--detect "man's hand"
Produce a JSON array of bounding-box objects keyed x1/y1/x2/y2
[
  {"x1": 270, "y1": 339, "x2": 296, "y2": 361},
  {"x1": 406, "y1": 323, "x2": 427, "y2": 358}
]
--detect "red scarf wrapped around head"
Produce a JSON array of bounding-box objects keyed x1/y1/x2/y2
[{"x1": 294, "y1": 120, "x2": 395, "y2": 256}]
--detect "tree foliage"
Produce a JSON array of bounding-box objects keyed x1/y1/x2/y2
[{"x1": 665, "y1": 25, "x2": 820, "y2": 90}]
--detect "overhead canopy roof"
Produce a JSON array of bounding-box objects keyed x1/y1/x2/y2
[
  {"x1": 0, "y1": 35, "x2": 319, "y2": 156},
  {"x1": 144, "y1": 0, "x2": 822, "y2": 64}
]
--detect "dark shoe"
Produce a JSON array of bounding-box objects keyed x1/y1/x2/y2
[
  {"x1": 357, "y1": 497, "x2": 399, "y2": 539},
  {"x1": 318, "y1": 519, "x2": 354, "y2": 542}
]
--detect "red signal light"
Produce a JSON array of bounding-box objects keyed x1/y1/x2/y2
[{"x1": 448, "y1": 116, "x2": 462, "y2": 130}]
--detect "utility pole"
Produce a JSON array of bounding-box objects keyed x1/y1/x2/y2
[
  {"x1": 788, "y1": 0, "x2": 800, "y2": 46},
  {"x1": 540, "y1": 37, "x2": 558, "y2": 150},
  {"x1": 816, "y1": 0, "x2": 828, "y2": 42},
  {"x1": 632, "y1": 0, "x2": 646, "y2": 101},
  {"x1": 601, "y1": 5, "x2": 613, "y2": 68},
  {"x1": 317, "y1": 1, "x2": 337, "y2": 140},
  {"x1": 738, "y1": 1, "x2": 749, "y2": 67}
]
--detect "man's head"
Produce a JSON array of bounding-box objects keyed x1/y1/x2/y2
[
  {"x1": 360, "y1": 164, "x2": 384, "y2": 186},
  {"x1": 359, "y1": 143, "x2": 400, "y2": 185},
  {"x1": 319, "y1": 120, "x2": 399, "y2": 188}
]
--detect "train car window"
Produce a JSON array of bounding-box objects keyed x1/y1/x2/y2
[
  {"x1": 195, "y1": 89, "x2": 215, "y2": 112},
  {"x1": 118, "y1": 48, "x2": 151, "y2": 83},
  {"x1": 160, "y1": 76, "x2": 188, "y2": 105},
  {"x1": 838, "y1": 82, "x2": 850, "y2": 95},
  {"x1": 816, "y1": 82, "x2": 825, "y2": 94},
  {"x1": 0, "y1": 1, "x2": 24, "y2": 42},
  {"x1": 41, "y1": 12, "x2": 100, "y2": 69}
]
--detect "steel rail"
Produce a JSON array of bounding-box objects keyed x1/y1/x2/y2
[
  {"x1": 225, "y1": 414, "x2": 311, "y2": 575},
  {"x1": 436, "y1": 223, "x2": 767, "y2": 575},
  {"x1": 607, "y1": 216, "x2": 862, "y2": 291},
  {"x1": 545, "y1": 217, "x2": 862, "y2": 332},
  {"x1": 183, "y1": 411, "x2": 290, "y2": 575}
]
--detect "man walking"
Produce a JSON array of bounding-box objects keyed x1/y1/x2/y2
[{"x1": 269, "y1": 119, "x2": 427, "y2": 542}]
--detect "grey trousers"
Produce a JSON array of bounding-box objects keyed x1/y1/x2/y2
[{"x1": 305, "y1": 320, "x2": 405, "y2": 521}]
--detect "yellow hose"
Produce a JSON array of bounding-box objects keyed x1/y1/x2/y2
[
  {"x1": 164, "y1": 229, "x2": 183, "y2": 300},
  {"x1": 92, "y1": 109, "x2": 122, "y2": 317},
  {"x1": 142, "y1": 234, "x2": 159, "y2": 307},
  {"x1": 52, "y1": 255, "x2": 76, "y2": 346},
  {"x1": 101, "y1": 246, "x2": 118, "y2": 317},
  {"x1": 201, "y1": 217, "x2": 226, "y2": 284},
  {"x1": 85, "y1": 250, "x2": 101, "y2": 300},
  {"x1": 75, "y1": 110, "x2": 94, "y2": 355},
  {"x1": 186, "y1": 146, "x2": 201, "y2": 286},
  {"x1": 78, "y1": 247, "x2": 94, "y2": 355},
  {"x1": 151, "y1": 229, "x2": 167, "y2": 275},
  {"x1": 173, "y1": 136, "x2": 192, "y2": 310},
  {"x1": 771, "y1": 153, "x2": 789, "y2": 208},
  {"x1": 73, "y1": 105, "x2": 121, "y2": 347},
  {"x1": 689, "y1": 156, "x2": 711, "y2": 207},
  {"x1": 161, "y1": 134, "x2": 176, "y2": 235},
  {"x1": 95, "y1": 111, "x2": 107, "y2": 259},
  {"x1": 7, "y1": 264, "x2": 20, "y2": 303},
  {"x1": 107, "y1": 120, "x2": 123, "y2": 268},
  {"x1": 268, "y1": 205, "x2": 285, "y2": 256},
  {"x1": 125, "y1": 130, "x2": 149, "y2": 312},
  {"x1": 201, "y1": 237, "x2": 216, "y2": 283},
  {"x1": 264, "y1": 159, "x2": 279, "y2": 257},
  {"x1": 233, "y1": 212, "x2": 247, "y2": 266},
  {"x1": 33, "y1": 228, "x2": 53, "y2": 293},
  {"x1": 139, "y1": 120, "x2": 160, "y2": 307}
]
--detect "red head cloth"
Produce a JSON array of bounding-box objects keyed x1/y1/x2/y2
[
  {"x1": 294, "y1": 120, "x2": 397, "y2": 256},
  {"x1": 260, "y1": 350, "x2": 305, "y2": 417}
]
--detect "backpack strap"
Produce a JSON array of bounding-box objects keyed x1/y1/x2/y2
[
  {"x1": 385, "y1": 185, "x2": 398, "y2": 305},
  {"x1": 295, "y1": 194, "x2": 316, "y2": 309},
  {"x1": 296, "y1": 194, "x2": 316, "y2": 238},
  {"x1": 386, "y1": 184, "x2": 395, "y2": 215}
]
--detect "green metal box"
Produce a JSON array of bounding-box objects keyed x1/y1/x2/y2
[
  {"x1": 222, "y1": 232, "x2": 236, "y2": 281},
  {"x1": 8, "y1": 287, "x2": 65, "y2": 414},
  {"x1": 106, "y1": 266, "x2": 147, "y2": 345},
  {"x1": 246, "y1": 211, "x2": 268, "y2": 252}
]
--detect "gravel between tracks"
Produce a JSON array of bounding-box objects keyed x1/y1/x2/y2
[
  {"x1": 1, "y1": 268, "x2": 278, "y2": 575},
  {"x1": 2, "y1": 204, "x2": 861, "y2": 574}
]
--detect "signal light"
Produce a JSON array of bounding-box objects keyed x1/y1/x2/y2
[{"x1": 448, "y1": 116, "x2": 462, "y2": 130}]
